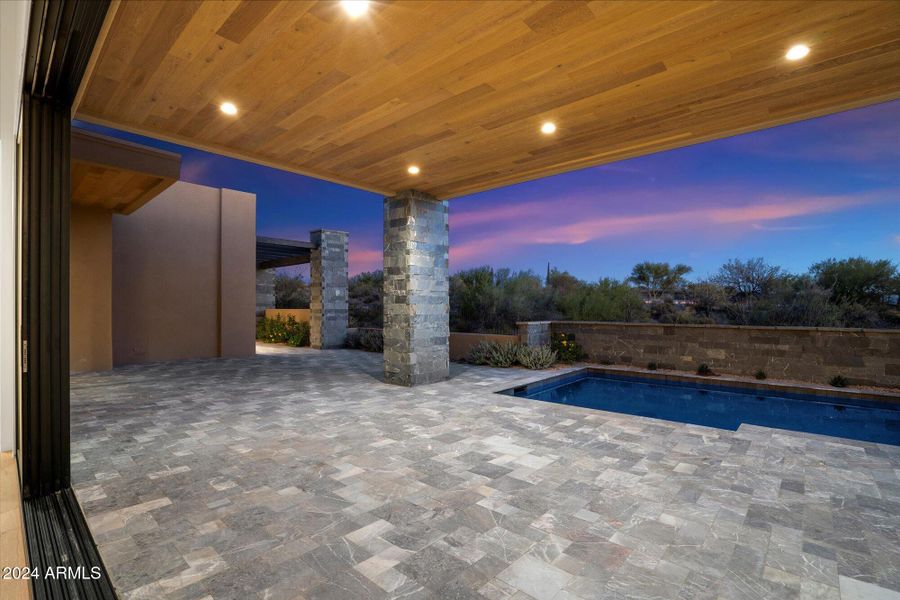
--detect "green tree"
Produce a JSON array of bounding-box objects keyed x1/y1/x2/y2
[
  {"x1": 274, "y1": 273, "x2": 309, "y2": 308},
  {"x1": 810, "y1": 257, "x2": 899, "y2": 306},
  {"x1": 450, "y1": 267, "x2": 551, "y2": 333},
  {"x1": 686, "y1": 280, "x2": 727, "y2": 318},
  {"x1": 628, "y1": 261, "x2": 693, "y2": 302},
  {"x1": 349, "y1": 271, "x2": 384, "y2": 328},
  {"x1": 450, "y1": 267, "x2": 499, "y2": 333},
  {"x1": 559, "y1": 278, "x2": 647, "y2": 322},
  {"x1": 713, "y1": 258, "x2": 783, "y2": 298}
]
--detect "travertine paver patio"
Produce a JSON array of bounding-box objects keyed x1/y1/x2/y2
[{"x1": 70, "y1": 346, "x2": 900, "y2": 600}]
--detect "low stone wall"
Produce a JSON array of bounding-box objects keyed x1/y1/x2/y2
[
  {"x1": 264, "y1": 308, "x2": 310, "y2": 323},
  {"x1": 544, "y1": 321, "x2": 900, "y2": 388},
  {"x1": 449, "y1": 332, "x2": 519, "y2": 361}
]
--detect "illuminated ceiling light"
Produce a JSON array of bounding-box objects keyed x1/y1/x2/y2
[
  {"x1": 341, "y1": 0, "x2": 369, "y2": 18},
  {"x1": 540, "y1": 121, "x2": 557, "y2": 135},
  {"x1": 785, "y1": 44, "x2": 810, "y2": 61},
  {"x1": 407, "y1": 165, "x2": 420, "y2": 175},
  {"x1": 220, "y1": 102, "x2": 238, "y2": 116}
]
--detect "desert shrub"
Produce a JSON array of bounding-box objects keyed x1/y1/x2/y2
[
  {"x1": 467, "y1": 341, "x2": 493, "y2": 366},
  {"x1": 466, "y1": 341, "x2": 522, "y2": 368},
  {"x1": 754, "y1": 370, "x2": 767, "y2": 380},
  {"x1": 273, "y1": 274, "x2": 310, "y2": 308},
  {"x1": 697, "y1": 363, "x2": 713, "y2": 376},
  {"x1": 486, "y1": 342, "x2": 521, "y2": 367},
  {"x1": 346, "y1": 328, "x2": 384, "y2": 352},
  {"x1": 551, "y1": 332, "x2": 584, "y2": 363},
  {"x1": 829, "y1": 375, "x2": 848, "y2": 388},
  {"x1": 256, "y1": 316, "x2": 309, "y2": 347},
  {"x1": 517, "y1": 345, "x2": 557, "y2": 370},
  {"x1": 647, "y1": 362, "x2": 658, "y2": 370}
]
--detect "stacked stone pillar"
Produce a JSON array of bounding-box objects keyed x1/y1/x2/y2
[
  {"x1": 255, "y1": 268, "x2": 275, "y2": 317},
  {"x1": 310, "y1": 229, "x2": 349, "y2": 349},
  {"x1": 383, "y1": 190, "x2": 449, "y2": 385},
  {"x1": 517, "y1": 321, "x2": 552, "y2": 347}
]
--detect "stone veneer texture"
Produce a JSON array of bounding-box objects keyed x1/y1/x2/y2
[
  {"x1": 309, "y1": 229, "x2": 348, "y2": 349},
  {"x1": 383, "y1": 190, "x2": 449, "y2": 385},
  {"x1": 255, "y1": 268, "x2": 275, "y2": 317},
  {"x1": 550, "y1": 321, "x2": 900, "y2": 388},
  {"x1": 517, "y1": 321, "x2": 552, "y2": 348}
]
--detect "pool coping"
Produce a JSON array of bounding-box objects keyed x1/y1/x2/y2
[{"x1": 493, "y1": 364, "x2": 900, "y2": 404}]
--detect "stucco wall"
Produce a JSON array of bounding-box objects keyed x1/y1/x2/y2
[
  {"x1": 449, "y1": 332, "x2": 519, "y2": 361},
  {"x1": 219, "y1": 189, "x2": 256, "y2": 358},
  {"x1": 70, "y1": 206, "x2": 113, "y2": 372},
  {"x1": 264, "y1": 308, "x2": 310, "y2": 323},
  {"x1": 111, "y1": 181, "x2": 255, "y2": 366},
  {"x1": 550, "y1": 321, "x2": 900, "y2": 388}
]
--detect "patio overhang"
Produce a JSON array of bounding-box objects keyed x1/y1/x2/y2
[
  {"x1": 71, "y1": 0, "x2": 900, "y2": 386},
  {"x1": 72, "y1": 128, "x2": 180, "y2": 214},
  {"x1": 256, "y1": 236, "x2": 314, "y2": 270},
  {"x1": 74, "y1": 1, "x2": 900, "y2": 200}
]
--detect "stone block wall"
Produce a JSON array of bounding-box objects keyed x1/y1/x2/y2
[
  {"x1": 310, "y1": 229, "x2": 348, "y2": 349},
  {"x1": 547, "y1": 321, "x2": 900, "y2": 388},
  {"x1": 256, "y1": 268, "x2": 275, "y2": 317},
  {"x1": 383, "y1": 190, "x2": 449, "y2": 385},
  {"x1": 517, "y1": 321, "x2": 552, "y2": 348}
]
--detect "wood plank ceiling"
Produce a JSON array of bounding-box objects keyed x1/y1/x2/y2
[
  {"x1": 71, "y1": 128, "x2": 180, "y2": 214},
  {"x1": 75, "y1": 0, "x2": 900, "y2": 199}
]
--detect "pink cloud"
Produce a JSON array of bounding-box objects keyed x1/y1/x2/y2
[
  {"x1": 349, "y1": 245, "x2": 382, "y2": 275},
  {"x1": 448, "y1": 189, "x2": 897, "y2": 269}
]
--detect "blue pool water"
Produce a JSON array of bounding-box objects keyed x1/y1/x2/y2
[{"x1": 504, "y1": 371, "x2": 900, "y2": 446}]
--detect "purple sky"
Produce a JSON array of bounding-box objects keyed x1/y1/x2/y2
[{"x1": 77, "y1": 99, "x2": 900, "y2": 281}]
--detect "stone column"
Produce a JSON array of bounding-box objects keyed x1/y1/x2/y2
[
  {"x1": 383, "y1": 190, "x2": 449, "y2": 385},
  {"x1": 256, "y1": 268, "x2": 275, "y2": 317},
  {"x1": 310, "y1": 229, "x2": 349, "y2": 349},
  {"x1": 517, "y1": 321, "x2": 552, "y2": 347}
]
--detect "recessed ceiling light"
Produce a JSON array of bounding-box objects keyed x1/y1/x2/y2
[
  {"x1": 407, "y1": 165, "x2": 420, "y2": 175},
  {"x1": 785, "y1": 44, "x2": 810, "y2": 61},
  {"x1": 341, "y1": 0, "x2": 369, "y2": 18},
  {"x1": 220, "y1": 102, "x2": 238, "y2": 116},
  {"x1": 540, "y1": 121, "x2": 557, "y2": 135}
]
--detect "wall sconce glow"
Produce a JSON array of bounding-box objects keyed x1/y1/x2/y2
[
  {"x1": 785, "y1": 44, "x2": 810, "y2": 61},
  {"x1": 407, "y1": 165, "x2": 420, "y2": 175},
  {"x1": 341, "y1": 0, "x2": 369, "y2": 18},
  {"x1": 220, "y1": 102, "x2": 238, "y2": 116},
  {"x1": 540, "y1": 121, "x2": 557, "y2": 135}
]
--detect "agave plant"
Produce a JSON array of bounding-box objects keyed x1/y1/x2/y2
[
  {"x1": 467, "y1": 341, "x2": 494, "y2": 365},
  {"x1": 517, "y1": 345, "x2": 557, "y2": 369},
  {"x1": 486, "y1": 342, "x2": 521, "y2": 368}
]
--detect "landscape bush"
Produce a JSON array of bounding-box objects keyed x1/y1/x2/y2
[
  {"x1": 517, "y1": 345, "x2": 557, "y2": 370},
  {"x1": 551, "y1": 332, "x2": 584, "y2": 363},
  {"x1": 467, "y1": 341, "x2": 556, "y2": 370},
  {"x1": 256, "y1": 316, "x2": 310, "y2": 347},
  {"x1": 485, "y1": 342, "x2": 521, "y2": 368},
  {"x1": 829, "y1": 375, "x2": 848, "y2": 388},
  {"x1": 345, "y1": 328, "x2": 384, "y2": 352},
  {"x1": 346, "y1": 257, "x2": 899, "y2": 333}
]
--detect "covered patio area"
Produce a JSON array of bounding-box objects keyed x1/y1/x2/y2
[{"x1": 71, "y1": 347, "x2": 900, "y2": 600}]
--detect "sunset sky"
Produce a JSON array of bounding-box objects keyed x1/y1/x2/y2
[{"x1": 77, "y1": 99, "x2": 900, "y2": 281}]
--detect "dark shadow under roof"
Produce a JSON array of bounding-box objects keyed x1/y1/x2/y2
[{"x1": 256, "y1": 236, "x2": 315, "y2": 269}]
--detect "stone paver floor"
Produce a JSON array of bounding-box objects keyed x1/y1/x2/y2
[{"x1": 70, "y1": 346, "x2": 900, "y2": 600}]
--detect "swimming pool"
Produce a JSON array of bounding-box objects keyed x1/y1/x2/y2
[{"x1": 501, "y1": 370, "x2": 900, "y2": 446}]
